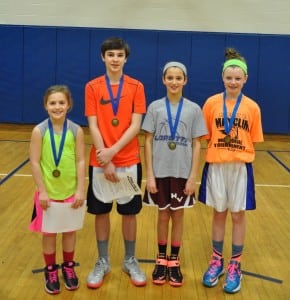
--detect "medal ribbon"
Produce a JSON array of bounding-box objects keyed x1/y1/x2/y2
[
  {"x1": 165, "y1": 97, "x2": 183, "y2": 140},
  {"x1": 105, "y1": 74, "x2": 124, "y2": 116},
  {"x1": 48, "y1": 118, "x2": 67, "y2": 168},
  {"x1": 223, "y1": 92, "x2": 243, "y2": 134}
]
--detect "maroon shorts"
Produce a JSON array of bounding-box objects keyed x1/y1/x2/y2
[{"x1": 143, "y1": 177, "x2": 195, "y2": 210}]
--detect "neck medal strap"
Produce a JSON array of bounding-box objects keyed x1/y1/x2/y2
[
  {"x1": 223, "y1": 91, "x2": 242, "y2": 142},
  {"x1": 165, "y1": 97, "x2": 183, "y2": 150},
  {"x1": 105, "y1": 74, "x2": 124, "y2": 126},
  {"x1": 48, "y1": 118, "x2": 67, "y2": 177}
]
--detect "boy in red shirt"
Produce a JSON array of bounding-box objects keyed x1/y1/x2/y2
[{"x1": 85, "y1": 37, "x2": 147, "y2": 288}]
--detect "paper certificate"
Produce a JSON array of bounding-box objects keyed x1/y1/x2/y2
[
  {"x1": 42, "y1": 201, "x2": 86, "y2": 233},
  {"x1": 93, "y1": 172, "x2": 142, "y2": 203}
]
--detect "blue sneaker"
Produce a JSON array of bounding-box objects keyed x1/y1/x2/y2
[
  {"x1": 202, "y1": 256, "x2": 224, "y2": 287},
  {"x1": 223, "y1": 260, "x2": 242, "y2": 293}
]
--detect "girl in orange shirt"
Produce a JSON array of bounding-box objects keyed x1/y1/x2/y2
[{"x1": 199, "y1": 48, "x2": 263, "y2": 294}]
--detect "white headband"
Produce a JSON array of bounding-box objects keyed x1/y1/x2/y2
[{"x1": 163, "y1": 61, "x2": 187, "y2": 76}]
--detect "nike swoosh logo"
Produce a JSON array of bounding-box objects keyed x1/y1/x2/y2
[
  {"x1": 100, "y1": 98, "x2": 111, "y2": 105},
  {"x1": 100, "y1": 96, "x2": 125, "y2": 105}
]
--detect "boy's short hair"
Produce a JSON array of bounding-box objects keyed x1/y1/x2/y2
[{"x1": 101, "y1": 37, "x2": 131, "y2": 58}]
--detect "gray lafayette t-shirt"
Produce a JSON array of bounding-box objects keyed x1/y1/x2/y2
[{"x1": 142, "y1": 97, "x2": 208, "y2": 178}]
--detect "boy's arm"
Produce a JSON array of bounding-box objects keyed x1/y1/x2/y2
[
  {"x1": 87, "y1": 115, "x2": 106, "y2": 151},
  {"x1": 96, "y1": 112, "x2": 143, "y2": 165},
  {"x1": 111, "y1": 112, "x2": 142, "y2": 153},
  {"x1": 144, "y1": 131, "x2": 158, "y2": 194}
]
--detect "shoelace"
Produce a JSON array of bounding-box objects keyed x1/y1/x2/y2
[
  {"x1": 168, "y1": 266, "x2": 181, "y2": 281},
  {"x1": 63, "y1": 266, "x2": 76, "y2": 279},
  {"x1": 154, "y1": 264, "x2": 166, "y2": 277},
  {"x1": 93, "y1": 259, "x2": 107, "y2": 275},
  {"x1": 226, "y1": 263, "x2": 239, "y2": 281},
  {"x1": 48, "y1": 270, "x2": 58, "y2": 283},
  {"x1": 127, "y1": 258, "x2": 142, "y2": 275},
  {"x1": 208, "y1": 259, "x2": 221, "y2": 275}
]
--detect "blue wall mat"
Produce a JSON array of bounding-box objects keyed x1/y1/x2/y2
[
  {"x1": 0, "y1": 25, "x2": 289, "y2": 134},
  {"x1": 22, "y1": 26, "x2": 57, "y2": 124},
  {"x1": 0, "y1": 26, "x2": 23, "y2": 123},
  {"x1": 56, "y1": 27, "x2": 91, "y2": 125},
  {"x1": 117, "y1": 29, "x2": 159, "y2": 105},
  {"x1": 155, "y1": 31, "x2": 192, "y2": 100},
  {"x1": 225, "y1": 34, "x2": 260, "y2": 101},
  {"x1": 190, "y1": 32, "x2": 225, "y2": 106},
  {"x1": 257, "y1": 35, "x2": 290, "y2": 134}
]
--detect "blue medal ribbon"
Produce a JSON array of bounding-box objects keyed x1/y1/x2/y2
[
  {"x1": 105, "y1": 74, "x2": 124, "y2": 116},
  {"x1": 223, "y1": 92, "x2": 243, "y2": 134},
  {"x1": 165, "y1": 97, "x2": 184, "y2": 140},
  {"x1": 48, "y1": 118, "x2": 67, "y2": 168}
]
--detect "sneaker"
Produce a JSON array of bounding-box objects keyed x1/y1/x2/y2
[
  {"x1": 123, "y1": 256, "x2": 147, "y2": 286},
  {"x1": 87, "y1": 257, "x2": 110, "y2": 289},
  {"x1": 223, "y1": 260, "x2": 242, "y2": 293},
  {"x1": 152, "y1": 255, "x2": 167, "y2": 285},
  {"x1": 167, "y1": 256, "x2": 183, "y2": 287},
  {"x1": 44, "y1": 264, "x2": 60, "y2": 294},
  {"x1": 202, "y1": 256, "x2": 225, "y2": 287},
  {"x1": 61, "y1": 261, "x2": 79, "y2": 290}
]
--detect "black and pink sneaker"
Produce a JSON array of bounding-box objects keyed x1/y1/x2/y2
[
  {"x1": 44, "y1": 264, "x2": 60, "y2": 294},
  {"x1": 61, "y1": 261, "x2": 79, "y2": 290}
]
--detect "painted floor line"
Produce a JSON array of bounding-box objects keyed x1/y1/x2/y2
[
  {"x1": 1, "y1": 174, "x2": 289, "y2": 188},
  {"x1": 0, "y1": 159, "x2": 29, "y2": 185},
  {"x1": 32, "y1": 262, "x2": 80, "y2": 274},
  {"x1": 241, "y1": 270, "x2": 283, "y2": 284},
  {"x1": 268, "y1": 151, "x2": 290, "y2": 173},
  {"x1": 35, "y1": 259, "x2": 283, "y2": 285},
  {"x1": 138, "y1": 259, "x2": 283, "y2": 284}
]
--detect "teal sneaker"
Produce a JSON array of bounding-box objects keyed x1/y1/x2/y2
[
  {"x1": 202, "y1": 256, "x2": 224, "y2": 287},
  {"x1": 223, "y1": 260, "x2": 242, "y2": 293}
]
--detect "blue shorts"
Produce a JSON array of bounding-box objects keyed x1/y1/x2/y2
[{"x1": 87, "y1": 164, "x2": 142, "y2": 215}]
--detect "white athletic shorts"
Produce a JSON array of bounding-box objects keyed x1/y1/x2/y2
[
  {"x1": 92, "y1": 164, "x2": 138, "y2": 205},
  {"x1": 198, "y1": 162, "x2": 256, "y2": 212}
]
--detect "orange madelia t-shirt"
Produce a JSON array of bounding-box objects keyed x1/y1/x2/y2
[
  {"x1": 85, "y1": 74, "x2": 146, "y2": 167},
  {"x1": 202, "y1": 93, "x2": 264, "y2": 163}
]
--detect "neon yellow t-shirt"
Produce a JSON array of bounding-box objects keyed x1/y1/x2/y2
[{"x1": 38, "y1": 119, "x2": 78, "y2": 200}]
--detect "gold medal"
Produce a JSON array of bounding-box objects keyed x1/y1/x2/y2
[
  {"x1": 111, "y1": 118, "x2": 119, "y2": 126},
  {"x1": 168, "y1": 142, "x2": 176, "y2": 150},
  {"x1": 224, "y1": 135, "x2": 231, "y2": 143},
  {"x1": 52, "y1": 169, "x2": 61, "y2": 177}
]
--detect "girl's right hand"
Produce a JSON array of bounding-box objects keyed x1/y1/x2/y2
[
  {"x1": 146, "y1": 177, "x2": 158, "y2": 194},
  {"x1": 38, "y1": 191, "x2": 50, "y2": 210}
]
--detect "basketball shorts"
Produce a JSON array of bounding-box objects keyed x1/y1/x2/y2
[
  {"x1": 198, "y1": 162, "x2": 256, "y2": 212},
  {"x1": 87, "y1": 163, "x2": 142, "y2": 215},
  {"x1": 143, "y1": 177, "x2": 195, "y2": 210}
]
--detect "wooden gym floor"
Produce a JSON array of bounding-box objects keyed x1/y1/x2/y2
[{"x1": 0, "y1": 124, "x2": 289, "y2": 300}]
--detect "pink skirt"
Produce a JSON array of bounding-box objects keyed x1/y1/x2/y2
[{"x1": 29, "y1": 191, "x2": 74, "y2": 233}]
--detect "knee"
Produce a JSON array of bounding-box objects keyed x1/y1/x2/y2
[{"x1": 231, "y1": 211, "x2": 245, "y2": 224}]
